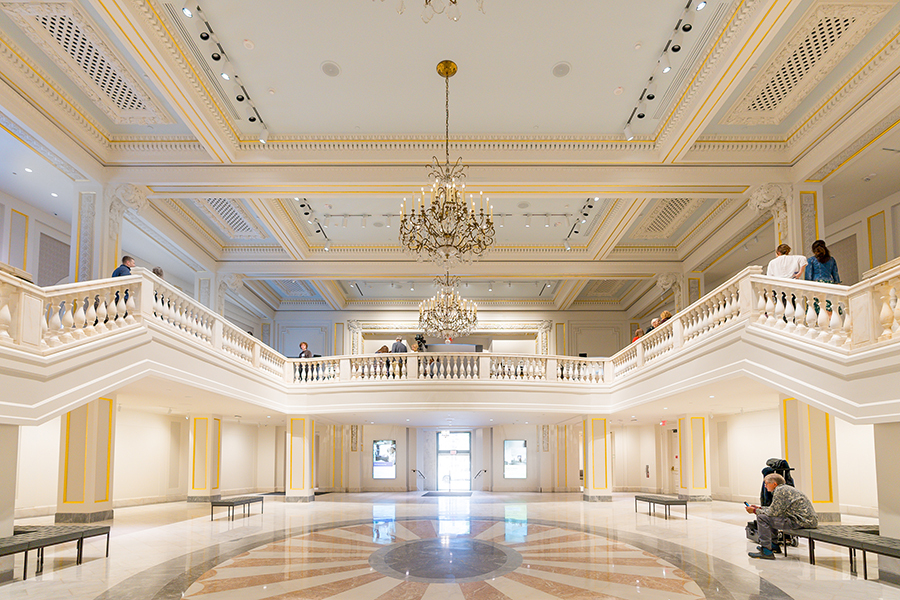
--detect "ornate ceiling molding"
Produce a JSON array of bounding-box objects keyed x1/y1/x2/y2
[
  {"x1": 631, "y1": 198, "x2": 704, "y2": 240},
  {"x1": 1, "y1": 1, "x2": 173, "y2": 125},
  {"x1": 191, "y1": 197, "x2": 266, "y2": 240},
  {"x1": 0, "y1": 109, "x2": 87, "y2": 180},
  {"x1": 723, "y1": 1, "x2": 891, "y2": 127}
]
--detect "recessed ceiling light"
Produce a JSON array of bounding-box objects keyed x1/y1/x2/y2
[
  {"x1": 51, "y1": 193, "x2": 58, "y2": 197},
  {"x1": 322, "y1": 61, "x2": 341, "y2": 77},
  {"x1": 244, "y1": 39, "x2": 255, "y2": 50},
  {"x1": 709, "y1": 395, "x2": 715, "y2": 398},
  {"x1": 552, "y1": 62, "x2": 571, "y2": 78},
  {"x1": 24, "y1": 168, "x2": 32, "y2": 173},
  {"x1": 613, "y1": 86, "x2": 624, "y2": 96},
  {"x1": 406, "y1": 419, "x2": 410, "y2": 421}
]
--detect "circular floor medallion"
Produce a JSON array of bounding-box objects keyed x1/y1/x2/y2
[{"x1": 369, "y1": 537, "x2": 522, "y2": 583}]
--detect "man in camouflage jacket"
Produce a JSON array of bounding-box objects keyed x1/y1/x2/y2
[{"x1": 745, "y1": 473, "x2": 817, "y2": 559}]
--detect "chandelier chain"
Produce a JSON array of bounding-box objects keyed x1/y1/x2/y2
[{"x1": 445, "y1": 73, "x2": 450, "y2": 166}]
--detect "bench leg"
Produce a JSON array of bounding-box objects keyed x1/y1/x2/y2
[
  {"x1": 77, "y1": 538, "x2": 83, "y2": 564},
  {"x1": 863, "y1": 551, "x2": 868, "y2": 580},
  {"x1": 809, "y1": 539, "x2": 815, "y2": 565},
  {"x1": 37, "y1": 547, "x2": 43, "y2": 573},
  {"x1": 23, "y1": 549, "x2": 28, "y2": 581},
  {"x1": 106, "y1": 532, "x2": 110, "y2": 557},
  {"x1": 211, "y1": 504, "x2": 214, "y2": 521},
  {"x1": 849, "y1": 548, "x2": 856, "y2": 576}
]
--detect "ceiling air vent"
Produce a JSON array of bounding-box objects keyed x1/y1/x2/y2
[
  {"x1": 275, "y1": 280, "x2": 317, "y2": 297},
  {"x1": 192, "y1": 198, "x2": 265, "y2": 240},
  {"x1": 748, "y1": 16, "x2": 853, "y2": 113},
  {"x1": 36, "y1": 14, "x2": 146, "y2": 112},
  {"x1": 633, "y1": 198, "x2": 702, "y2": 240},
  {"x1": 723, "y1": 2, "x2": 890, "y2": 126},
  {"x1": 0, "y1": 2, "x2": 171, "y2": 125}
]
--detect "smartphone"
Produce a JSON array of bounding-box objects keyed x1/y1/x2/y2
[{"x1": 744, "y1": 502, "x2": 750, "y2": 506}]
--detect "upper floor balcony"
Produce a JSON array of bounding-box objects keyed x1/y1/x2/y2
[{"x1": 1, "y1": 259, "x2": 899, "y2": 425}]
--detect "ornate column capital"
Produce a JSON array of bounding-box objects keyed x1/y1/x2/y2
[
  {"x1": 656, "y1": 272, "x2": 684, "y2": 312},
  {"x1": 748, "y1": 183, "x2": 792, "y2": 242}
]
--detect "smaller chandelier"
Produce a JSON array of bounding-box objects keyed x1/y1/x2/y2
[
  {"x1": 399, "y1": 60, "x2": 495, "y2": 268},
  {"x1": 419, "y1": 272, "x2": 477, "y2": 342},
  {"x1": 385, "y1": 0, "x2": 485, "y2": 22}
]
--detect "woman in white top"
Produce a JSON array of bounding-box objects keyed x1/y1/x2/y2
[{"x1": 766, "y1": 244, "x2": 806, "y2": 279}]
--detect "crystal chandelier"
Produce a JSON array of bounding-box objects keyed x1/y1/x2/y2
[
  {"x1": 419, "y1": 272, "x2": 477, "y2": 342},
  {"x1": 385, "y1": 0, "x2": 486, "y2": 23},
  {"x1": 399, "y1": 60, "x2": 495, "y2": 268}
]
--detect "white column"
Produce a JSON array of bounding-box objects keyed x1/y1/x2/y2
[
  {"x1": 583, "y1": 416, "x2": 612, "y2": 501},
  {"x1": 781, "y1": 397, "x2": 840, "y2": 521},
  {"x1": 55, "y1": 399, "x2": 116, "y2": 522},
  {"x1": 0, "y1": 424, "x2": 19, "y2": 582},
  {"x1": 874, "y1": 422, "x2": 900, "y2": 583},
  {"x1": 187, "y1": 415, "x2": 222, "y2": 502},
  {"x1": 676, "y1": 414, "x2": 711, "y2": 501},
  {"x1": 316, "y1": 424, "x2": 348, "y2": 493},
  {"x1": 286, "y1": 415, "x2": 315, "y2": 502}
]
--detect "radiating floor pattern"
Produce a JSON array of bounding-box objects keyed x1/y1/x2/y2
[
  {"x1": 182, "y1": 519, "x2": 704, "y2": 599},
  {"x1": 2, "y1": 492, "x2": 900, "y2": 600}
]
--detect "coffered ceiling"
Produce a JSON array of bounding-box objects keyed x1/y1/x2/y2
[{"x1": 2, "y1": 0, "x2": 900, "y2": 316}]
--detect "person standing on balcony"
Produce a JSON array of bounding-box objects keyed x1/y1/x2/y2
[
  {"x1": 111, "y1": 256, "x2": 135, "y2": 277},
  {"x1": 391, "y1": 336, "x2": 407, "y2": 353},
  {"x1": 645, "y1": 318, "x2": 660, "y2": 333},
  {"x1": 804, "y1": 240, "x2": 841, "y2": 284},
  {"x1": 632, "y1": 328, "x2": 644, "y2": 343},
  {"x1": 766, "y1": 244, "x2": 806, "y2": 279},
  {"x1": 298, "y1": 342, "x2": 313, "y2": 359},
  {"x1": 658, "y1": 310, "x2": 672, "y2": 325}
]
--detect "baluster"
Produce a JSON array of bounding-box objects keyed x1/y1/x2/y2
[
  {"x1": 840, "y1": 305, "x2": 853, "y2": 348},
  {"x1": 757, "y1": 289, "x2": 768, "y2": 324},
  {"x1": 47, "y1": 301, "x2": 63, "y2": 347},
  {"x1": 804, "y1": 296, "x2": 818, "y2": 338},
  {"x1": 816, "y1": 298, "x2": 832, "y2": 343},
  {"x1": 773, "y1": 291, "x2": 786, "y2": 329},
  {"x1": 115, "y1": 290, "x2": 127, "y2": 326},
  {"x1": 783, "y1": 293, "x2": 796, "y2": 333},
  {"x1": 878, "y1": 294, "x2": 894, "y2": 341},
  {"x1": 72, "y1": 296, "x2": 86, "y2": 339},
  {"x1": 125, "y1": 291, "x2": 136, "y2": 324},
  {"x1": 892, "y1": 286, "x2": 900, "y2": 334},
  {"x1": 0, "y1": 288, "x2": 11, "y2": 340},
  {"x1": 57, "y1": 299, "x2": 75, "y2": 344},
  {"x1": 829, "y1": 304, "x2": 844, "y2": 346},
  {"x1": 764, "y1": 290, "x2": 776, "y2": 327}
]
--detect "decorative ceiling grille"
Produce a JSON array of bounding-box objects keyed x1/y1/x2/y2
[
  {"x1": 275, "y1": 280, "x2": 317, "y2": 298},
  {"x1": 748, "y1": 16, "x2": 853, "y2": 112},
  {"x1": 192, "y1": 198, "x2": 266, "y2": 240},
  {"x1": 0, "y1": 2, "x2": 172, "y2": 125},
  {"x1": 723, "y1": 2, "x2": 890, "y2": 127},
  {"x1": 581, "y1": 280, "x2": 629, "y2": 300},
  {"x1": 632, "y1": 198, "x2": 702, "y2": 240},
  {"x1": 36, "y1": 14, "x2": 147, "y2": 112}
]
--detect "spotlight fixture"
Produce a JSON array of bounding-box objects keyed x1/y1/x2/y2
[
  {"x1": 258, "y1": 128, "x2": 268, "y2": 144},
  {"x1": 636, "y1": 98, "x2": 647, "y2": 119},
  {"x1": 410, "y1": 281, "x2": 415, "y2": 291},
  {"x1": 385, "y1": 215, "x2": 392, "y2": 228},
  {"x1": 180, "y1": 1, "x2": 194, "y2": 17},
  {"x1": 306, "y1": 211, "x2": 315, "y2": 224},
  {"x1": 544, "y1": 214, "x2": 550, "y2": 228},
  {"x1": 361, "y1": 215, "x2": 367, "y2": 228},
  {"x1": 499, "y1": 214, "x2": 505, "y2": 228},
  {"x1": 660, "y1": 52, "x2": 672, "y2": 74},
  {"x1": 680, "y1": 9, "x2": 694, "y2": 32},
  {"x1": 624, "y1": 123, "x2": 635, "y2": 141},
  {"x1": 696, "y1": 0, "x2": 707, "y2": 9},
  {"x1": 342, "y1": 215, "x2": 348, "y2": 228},
  {"x1": 324, "y1": 239, "x2": 332, "y2": 251},
  {"x1": 488, "y1": 281, "x2": 493, "y2": 292},
  {"x1": 525, "y1": 214, "x2": 531, "y2": 228},
  {"x1": 670, "y1": 30, "x2": 684, "y2": 53},
  {"x1": 646, "y1": 79, "x2": 657, "y2": 100},
  {"x1": 323, "y1": 215, "x2": 330, "y2": 228},
  {"x1": 545, "y1": 282, "x2": 552, "y2": 288},
  {"x1": 563, "y1": 239, "x2": 572, "y2": 251}
]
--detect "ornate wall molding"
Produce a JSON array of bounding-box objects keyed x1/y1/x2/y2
[
  {"x1": 76, "y1": 191, "x2": 95, "y2": 281},
  {"x1": 656, "y1": 273, "x2": 684, "y2": 312},
  {"x1": 809, "y1": 103, "x2": 900, "y2": 181},
  {"x1": 800, "y1": 192, "x2": 818, "y2": 252}
]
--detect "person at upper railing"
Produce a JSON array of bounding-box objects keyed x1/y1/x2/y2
[
  {"x1": 298, "y1": 342, "x2": 313, "y2": 359},
  {"x1": 391, "y1": 336, "x2": 407, "y2": 353},
  {"x1": 152, "y1": 267, "x2": 164, "y2": 279},
  {"x1": 658, "y1": 310, "x2": 672, "y2": 325},
  {"x1": 645, "y1": 318, "x2": 660, "y2": 333},
  {"x1": 111, "y1": 256, "x2": 135, "y2": 277},
  {"x1": 632, "y1": 328, "x2": 644, "y2": 343},
  {"x1": 766, "y1": 244, "x2": 806, "y2": 279},
  {"x1": 804, "y1": 240, "x2": 841, "y2": 284},
  {"x1": 375, "y1": 345, "x2": 390, "y2": 354}
]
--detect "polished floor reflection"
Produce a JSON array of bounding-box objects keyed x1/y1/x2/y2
[{"x1": 2, "y1": 492, "x2": 899, "y2": 600}]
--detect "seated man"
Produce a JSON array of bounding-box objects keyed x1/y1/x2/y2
[{"x1": 746, "y1": 473, "x2": 817, "y2": 559}]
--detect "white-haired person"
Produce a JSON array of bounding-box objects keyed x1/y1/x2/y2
[{"x1": 745, "y1": 473, "x2": 817, "y2": 559}]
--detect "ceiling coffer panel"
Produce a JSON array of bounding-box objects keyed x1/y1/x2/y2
[
  {"x1": 723, "y1": 1, "x2": 891, "y2": 126},
  {"x1": 191, "y1": 198, "x2": 265, "y2": 240},
  {"x1": 274, "y1": 280, "x2": 318, "y2": 298},
  {"x1": 633, "y1": 198, "x2": 703, "y2": 240},
  {"x1": 0, "y1": 1, "x2": 172, "y2": 125}
]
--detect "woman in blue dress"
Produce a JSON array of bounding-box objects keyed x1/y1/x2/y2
[{"x1": 805, "y1": 239, "x2": 840, "y2": 284}]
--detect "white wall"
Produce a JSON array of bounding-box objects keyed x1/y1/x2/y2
[
  {"x1": 835, "y1": 419, "x2": 878, "y2": 516},
  {"x1": 15, "y1": 417, "x2": 60, "y2": 517},
  {"x1": 114, "y1": 409, "x2": 188, "y2": 506},
  {"x1": 220, "y1": 422, "x2": 259, "y2": 494},
  {"x1": 612, "y1": 424, "x2": 659, "y2": 493},
  {"x1": 825, "y1": 188, "x2": 900, "y2": 284},
  {"x1": 359, "y1": 425, "x2": 410, "y2": 492},
  {"x1": 0, "y1": 190, "x2": 71, "y2": 283},
  {"x1": 709, "y1": 409, "x2": 781, "y2": 503}
]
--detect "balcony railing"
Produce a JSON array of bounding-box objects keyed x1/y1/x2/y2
[{"x1": 1, "y1": 261, "x2": 898, "y2": 388}]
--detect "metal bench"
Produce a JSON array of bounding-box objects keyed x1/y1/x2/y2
[
  {"x1": 634, "y1": 494, "x2": 688, "y2": 520},
  {"x1": 783, "y1": 525, "x2": 883, "y2": 578},
  {"x1": 210, "y1": 495, "x2": 264, "y2": 521},
  {"x1": 0, "y1": 524, "x2": 110, "y2": 580}
]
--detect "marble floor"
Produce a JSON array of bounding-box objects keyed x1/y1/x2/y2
[{"x1": 1, "y1": 492, "x2": 898, "y2": 600}]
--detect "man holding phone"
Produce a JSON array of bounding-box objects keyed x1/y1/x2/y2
[{"x1": 745, "y1": 473, "x2": 817, "y2": 559}]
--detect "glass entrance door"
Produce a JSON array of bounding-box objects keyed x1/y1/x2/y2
[{"x1": 436, "y1": 431, "x2": 471, "y2": 491}]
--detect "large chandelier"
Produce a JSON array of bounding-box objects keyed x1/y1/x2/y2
[
  {"x1": 399, "y1": 60, "x2": 495, "y2": 268},
  {"x1": 385, "y1": 0, "x2": 486, "y2": 23},
  {"x1": 419, "y1": 272, "x2": 477, "y2": 343}
]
